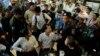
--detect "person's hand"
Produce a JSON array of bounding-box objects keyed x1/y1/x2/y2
[
  {"x1": 1, "y1": 35, "x2": 6, "y2": 40},
  {"x1": 6, "y1": 32, "x2": 9, "y2": 35},
  {"x1": 91, "y1": 25, "x2": 98, "y2": 29},
  {"x1": 56, "y1": 34, "x2": 62, "y2": 40},
  {"x1": 20, "y1": 49, "x2": 25, "y2": 52}
]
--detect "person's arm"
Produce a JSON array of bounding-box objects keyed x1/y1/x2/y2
[
  {"x1": 50, "y1": 33, "x2": 56, "y2": 49},
  {"x1": 44, "y1": 13, "x2": 51, "y2": 24},
  {"x1": 50, "y1": 41, "x2": 55, "y2": 49},
  {"x1": 24, "y1": 11, "x2": 29, "y2": 24},
  {"x1": 11, "y1": 38, "x2": 23, "y2": 52},
  {"x1": 32, "y1": 16, "x2": 36, "y2": 32},
  {"x1": 32, "y1": 36, "x2": 39, "y2": 48},
  {"x1": 38, "y1": 34, "x2": 43, "y2": 49}
]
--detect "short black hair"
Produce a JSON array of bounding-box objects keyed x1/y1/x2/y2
[
  {"x1": 29, "y1": 2, "x2": 35, "y2": 7},
  {"x1": 13, "y1": 7, "x2": 22, "y2": 15},
  {"x1": 44, "y1": 4, "x2": 48, "y2": 7},
  {"x1": 44, "y1": 24, "x2": 52, "y2": 30},
  {"x1": 22, "y1": 25, "x2": 32, "y2": 36},
  {"x1": 4, "y1": 8, "x2": 11, "y2": 12},
  {"x1": 35, "y1": 6, "x2": 41, "y2": 13},
  {"x1": 87, "y1": 6, "x2": 92, "y2": 12},
  {"x1": 67, "y1": 36, "x2": 76, "y2": 47},
  {"x1": 44, "y1": 24, "x2": 50, "y2": 28},
  {"x1": 75, "y1": 8, "x2": 81, "y2": 13},
  {"x1": 94, "y1": 13, "x2": 99, "y2": 18}
]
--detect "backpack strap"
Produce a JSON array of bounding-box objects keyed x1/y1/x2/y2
[{"x1": 35, "y1": 16, "x2": 37, "y2": 26}]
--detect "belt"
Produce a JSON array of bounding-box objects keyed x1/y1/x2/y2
[{"x1": 42, "y1": 48, "x2": 50, "y2": 51}]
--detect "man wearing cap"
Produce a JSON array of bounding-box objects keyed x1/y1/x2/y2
[{"x1": 57, "y1": 11, "x2": 74, "y2": 55}]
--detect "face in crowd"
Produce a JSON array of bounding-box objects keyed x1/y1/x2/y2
[
  {"x1": 45, "y1": 25, "x2": 52, "y2": 36},
  {"x1": 93, "y1": 13, "x2": 99, "y2": 21},
  {"x1": 29, "y1": 2, "x2": 35, "y2": 11},
  {"x1": 62, "y1": 12, "x2": 71, "y2": 23}
]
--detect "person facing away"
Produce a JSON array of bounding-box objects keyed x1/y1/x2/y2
[{"x1": 64, "y1": 36, "x2": 82, "y2": 56}]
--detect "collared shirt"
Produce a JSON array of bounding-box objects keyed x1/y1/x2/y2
[
  {"x1": 24, "y1": 10, "x2": 34, "y2": 23},
  {"x1": 12, "y1": 35, "x2": 38, "y2": 52},
  {"x1": 88, "y1": 19, "x2": 98, "y2": 27},
  {"x1": 32, "y1": 13, "x2": 51, "y2": 30},
  {"x1": 2, "y1": 0, "x2": 10, "y2": 9},
  {"x1": 86, "y1": 13, "x2": 93, "y2": 26},
  {"x1": 63, "y1": 2, "x2": 75, "y2": 13},
  {"x1": 38, "y1": 32, "x2": 56, "y2": 49},
  {"x1": 37, "y1": 4, "x2": 45, "y2": 11}
]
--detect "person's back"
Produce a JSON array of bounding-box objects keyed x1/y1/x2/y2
[
  {"x1": 64, "y1": 36, "x2": 82, "y2": 56},
  {"x1": 64, "y1": 46, "x2": 82, "y2": 56}
]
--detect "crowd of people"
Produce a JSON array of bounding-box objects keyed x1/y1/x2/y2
[{"x1": 0, "y1": 0, "x2": 100, "y2": 56}]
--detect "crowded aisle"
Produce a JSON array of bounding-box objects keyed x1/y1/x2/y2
[{"x1": 0, "y1": 0, "x2": 100, "y2": 56}]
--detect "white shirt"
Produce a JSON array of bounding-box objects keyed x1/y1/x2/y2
[
  {"x1": 39, "y1": 32, "x2": 56, "y2": 49},
  {"x1": 63, "y1": 2, "x2": 75, "y2": 13},
  {"x1": 12, "y1": 35, "x2": 38, "y2": 52},
  {"x1": 37, "y1": 4, "x2": 45, "y2": 11},
  {"x1": 0, "y1": 44, "x2": 6, "y2": 50},
  {"x1": 28, "y1": 0, "x2": 38, "y2": 3},
  {"x1": 88, "y1": 19, "x2": 98, "y2": 27},
  {"x1": 32, "y1": 13, "x2": 51, "y2": 30}
]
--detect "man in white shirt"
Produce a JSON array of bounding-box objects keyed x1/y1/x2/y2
[
  {"x1": 85, "y1": 6, "x2": 93, "y2": 25},
  {"x1": 38, "y1": 25, "x2": 56, "y2": 56},
  {"x1": 87, "y1": 13, "x2": 99, "y2": 29},
  {"x1": 32, "y1": 6, "x2": 51, "y2": 39},
  {"x1": 63, "y1": 0, "x2": 75, "y2": 13},
  {"x1": 37, "y1": 0, "x2": 46, "y2": 11}
]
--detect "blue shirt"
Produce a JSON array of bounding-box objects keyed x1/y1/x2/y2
[{"x1": 0, "y1": 0, "x2": 10, "y2": 9}]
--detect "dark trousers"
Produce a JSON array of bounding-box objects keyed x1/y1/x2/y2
[
  {"x1": 39, "y1": 48, "x2": 50, "y2": 56},
  {"x1": 17, "y1": 50, "x2": 38, "y2": 56},
  {"x1": 32, "y1": 29, "x2": 41, "y2": 40}
]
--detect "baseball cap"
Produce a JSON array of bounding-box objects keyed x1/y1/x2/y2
[{"x1": 63, "y1": 11, "x2": 71, "y2": 17}]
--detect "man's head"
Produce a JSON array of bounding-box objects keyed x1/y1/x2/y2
[
  {"x1": 35, "y1": 6, "x2": 41, "y2": 15},
  {"x1": 13, "y1": 7, "x2": 22, "y2": 19},
  {"x1": 10, "y1": 0, "x2": 16, "y2": 6},
  {"x1": 86, "y1": 6, "x2": 92, "y2": 14},
  {"x1": 44, "y1": 25, "x2": 52, "y2": 36},
  {"x1": 93, "y1": 13, "x2": 99, "y2": 20},
  {"x1": 79, "y1": 17, "x2": 84, "y2": 24},
  {"x1": 41, "y1": 0, "x2": 46, "y2": 4},
  {"x1": 66, "y1": 0, "x2": 72, "y2": 4},
  {"x1": 4, "y1": 9, "x2": 12, "y2": 17},
  {"x1": 65, "y1": 36, "x2": 75, "y2": 46},
  {"x1": 29, "y1": 2, "x2": 35, "y2": 11},
  {"x1": 62, "y1": 12, "x2": 71, "y2": 23},
  {"x1": 44, "y1": 4, "x2": 48, "y2": 10}
]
